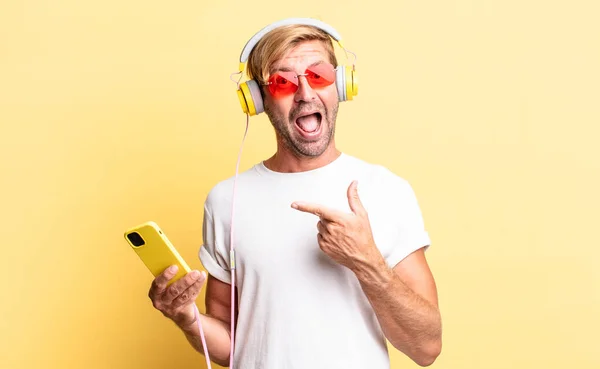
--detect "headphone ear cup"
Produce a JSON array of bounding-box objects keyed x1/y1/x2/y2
[
  {"x1": 247, "y1": 79, "x2": 264, "y2": 115},
  {"x1": 237, "y1": 82, "x2": 252, "y2": 115},
  {"x1": 237, "y1": 80, "x2": 264, "y2": 115},
  {"x1": 336, "y1": 66, "x2": 347, "y2": 102},
  {"x1": 345, "y1": 66, "x2": 357, "y2": 101},
  {"x1": 349, "y1": 67, "x2": 358, "y2": 98}
]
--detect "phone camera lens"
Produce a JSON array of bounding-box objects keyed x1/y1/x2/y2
[{"x1": 127, "y1": 232, "x2": 145, "y2": 247}]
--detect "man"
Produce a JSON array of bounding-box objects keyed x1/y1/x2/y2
[{"x1": 148, "y1": 19, "x2": 442, "y2": 369}]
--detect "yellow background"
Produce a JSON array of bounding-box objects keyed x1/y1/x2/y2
[{"x1": 1, "y1": 0, "x2": 599, "y2": 368}]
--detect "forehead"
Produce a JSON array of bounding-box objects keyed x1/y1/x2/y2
[{"x1": 270, "y1": 40, "x2": 330, "y2": 73}]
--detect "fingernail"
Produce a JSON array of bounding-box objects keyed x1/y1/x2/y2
[
  {"x1": 169, "y1": 265, "x2": 178, "y2": 272},
  {"x1": 291, "y1": 203, "x2": 298, "y2": 209},
  {"x1": 191, "y1": 270, "x2": 200, "y2": 278}
]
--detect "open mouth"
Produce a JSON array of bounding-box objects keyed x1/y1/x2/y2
[{"x1": 295, "y1": 112, "x2": 322, "y2": 135}]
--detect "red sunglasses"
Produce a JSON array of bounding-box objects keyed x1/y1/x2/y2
[{"x1": 264, "y1": 63, "x2": 337, "y2": 98}]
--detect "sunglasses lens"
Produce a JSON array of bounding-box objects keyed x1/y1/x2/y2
[
  {"x1": 268, "y1": 72, "x2": 298, "y2": 98},
  {"x1": 267, "y1": 64, "x2": 336, "y2": 98},
  {"x1": 306, "y1": 64, "x2": 336, "y2": 88}
]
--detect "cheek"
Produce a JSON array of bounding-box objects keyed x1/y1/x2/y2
[
  {"x1": 319, "y1": 88, "x2": 339, "y2": 111},
  {"x1": 325, "y1": 84, "x2": 340, "y2": 101},
  {"x1": 266, "y1": 98, "x2": 293, "y2": 119}
]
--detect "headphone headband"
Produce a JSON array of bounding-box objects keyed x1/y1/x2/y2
[{"x1": 238, "y1": 18, "x2": 343, "y2": 71}]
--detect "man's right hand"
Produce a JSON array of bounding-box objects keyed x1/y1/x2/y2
[{"x1": 148, "y1": 265, "x2": 207, "y2": 330}]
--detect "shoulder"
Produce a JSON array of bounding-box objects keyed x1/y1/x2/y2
[
  {"x1": 341, "y1": 154, "x2": 423, "y2": 217},
  {"x1": 342, "y1": 153, "x2": 412, "y2": 190},
  {"x1": 203, "y1": 163, "x2": 262, "y2": 217}
]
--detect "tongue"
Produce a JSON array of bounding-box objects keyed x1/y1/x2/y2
[{"x1": 296, "y1": 114, "x2": 319, "y2": 132}]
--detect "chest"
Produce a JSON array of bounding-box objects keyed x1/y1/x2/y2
[{"x1": 228, "y1": 181, "x2": 400, "y2": 287}]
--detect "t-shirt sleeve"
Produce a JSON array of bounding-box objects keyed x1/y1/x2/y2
[
  {"x1": 198, "y1": 204, "x2": 232, "y2": 284},
  {"x1": 384, "y1": 173, "x2": 432, "y2": 268}
]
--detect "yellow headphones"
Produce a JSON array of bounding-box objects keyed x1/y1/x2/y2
[{"x1": 235, "y1": 18, "x2": 358, "y2": 116}]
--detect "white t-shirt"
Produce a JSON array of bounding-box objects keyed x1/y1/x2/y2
[{"x1": 198, "y1": 153, "x2": 431, "y2": 369}]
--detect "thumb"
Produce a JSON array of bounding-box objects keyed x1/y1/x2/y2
[{"x1": 347, "y1": 180, "x2": 366, "y2": 216}]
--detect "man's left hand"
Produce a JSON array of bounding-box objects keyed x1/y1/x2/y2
[{"x1": 291, "y1": 180, "x2": 382, "y2": 271}]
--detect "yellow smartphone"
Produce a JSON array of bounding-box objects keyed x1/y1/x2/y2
[{"x1": 124, "y1": 221, "x2": 191, "y2": 285}]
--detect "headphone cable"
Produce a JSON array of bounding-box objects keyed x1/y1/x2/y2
[
  {"x1": 191, "y1": 113, "x2": 248, "y2": 369},
  {"x1": 228, "y1": 112, "x2": 250, "y2": 369}
]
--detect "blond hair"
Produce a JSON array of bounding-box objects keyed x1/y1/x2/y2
[{"x1": 246, "y1": 24, "x2": 338, "y2": 85}]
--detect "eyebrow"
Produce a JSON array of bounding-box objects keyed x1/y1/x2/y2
[{"x1": 270, "y1": 60, "x2": 325, "y2": 74}]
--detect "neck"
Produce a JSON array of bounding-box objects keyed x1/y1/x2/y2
[{"x1": 263, "y1": 144, "x2": 341, "y2": 173}]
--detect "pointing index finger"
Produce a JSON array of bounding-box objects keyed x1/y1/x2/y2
[{"x1": 291, "y1": 201, "x2": 339, "y2": 221}]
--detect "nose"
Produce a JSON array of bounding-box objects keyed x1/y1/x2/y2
[{"x1": 294, "y1": 75, "x2": 317, "y2": 103}]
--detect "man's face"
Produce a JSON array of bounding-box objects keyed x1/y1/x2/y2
[{"x1": 262, "y1": 40, "x2": 339, "y2": 158}]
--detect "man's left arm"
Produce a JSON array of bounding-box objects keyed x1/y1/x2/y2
[
  {"x1": 352, "y1": 245, "x2": 442, "y2": 367},
  {"x1": 292, "y1": 180, "x2": 442, "y2": 367}
]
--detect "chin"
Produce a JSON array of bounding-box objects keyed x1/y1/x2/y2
[{"x1": 291, "y1": 136, "x2": 332, "y2": 157}]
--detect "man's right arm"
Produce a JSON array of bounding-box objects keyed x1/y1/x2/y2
[
  {"x1": 148, "y1": 266, "x2": 236, "y2": 367},
  {"x1": 179, "y1": 275, "x2": 236, "y2": 367}
]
